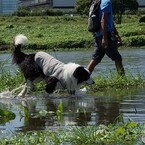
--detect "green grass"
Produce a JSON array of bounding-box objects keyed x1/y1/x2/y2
[
  {"x1": 0, "y1": 68, "x2": 145, "y2": 93},
  {"x1": 0, "y1": 15, "x2": 145, "y2": 51},
  {"x1": 0, "y1": 16, "x2": 93, "y2": 50},
  {"x1": 0, "y1": 119, "x2": 144, "y2": 145},
  {"x1": 89, "y1": 73, "x2": 145, "y2": 91},
  {"x1": 0, "y1": 70, "x2": 23, "y2": 92}
]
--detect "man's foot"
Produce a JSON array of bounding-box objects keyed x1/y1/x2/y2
[{"x1": 85, "y1": 78, "x2": 95, "y2": 85}]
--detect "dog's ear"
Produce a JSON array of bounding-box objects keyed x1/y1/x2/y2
[
  {"x1": 45, "y1": 76, "x2": 59, "y2": 94},
  {"x1": 73, "y1": 67, "x2": 90, "y2": 83}
]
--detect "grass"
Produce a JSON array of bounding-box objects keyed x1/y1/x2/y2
[
  {"x1": 0, "y1": 70, "x2": 24, "y2": 92},
  {"x1": 0, "y1": 15, "x2": 145, "y2": 51},
  {"x1": 0, "y1": 119, "x2": 144, "y2": 145},
  {"x1": 0, "y1": 69, "x2": 145, "y2": 144},
  {"x1": 0, "y1": 71, "x2": 145, "y2": 94},
  {"x1": 89, "y1": 73, "x2": 145, "y2": 91},
  {"x1": 1, "y1": 68, "x2": 145, "y2": 93}
]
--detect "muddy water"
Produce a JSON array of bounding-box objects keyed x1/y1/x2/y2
[{"x1": 0, "y1": 48, "x2": 145, "y2": 137}]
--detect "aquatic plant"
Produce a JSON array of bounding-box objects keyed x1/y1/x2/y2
[
  {"x1": 89, "y1": 73, "x2": 145, "y2": 91},
  {"x1": 0, "y1": 70, "x2": 24, "y2": 92},
  {"x1": 1, "y1": 68, "x2": 145, "y2": 94},
  {"x1": 0, "y1": 119, "x2": 144, "y2": 145},
  {"x1": 0, "y1": 109, "x2": 16, "y2": 124},
  {"x1": 57, "y1": 101, "x2": 64, "y2": 123}
]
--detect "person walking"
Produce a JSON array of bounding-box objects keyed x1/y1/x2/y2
[{"x1": 87, "y1": 0, "x2": 125, "y2": 77}]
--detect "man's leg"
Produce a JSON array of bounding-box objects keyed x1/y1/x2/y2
[
  {"x1": 115, "y1": 58, "x2": 125, "y2": 76},
  {"x1": 86, "y1": 36, "x2": 105, "y2": 85},
  {"x1": 106, "y1": 33, "x2": 125, "y2": 76},
  {"x1": 86, "y1": 59, "x2": 102, "y2": 84},
  {"x1": 87, "y1": 59, "x2": 99, "y2": 74}
]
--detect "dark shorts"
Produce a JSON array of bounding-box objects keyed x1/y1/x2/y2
[{"x1": 92, "y1": 32, "x2": 122, "y2": 63}]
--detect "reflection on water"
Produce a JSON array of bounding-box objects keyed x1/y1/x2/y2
[{"x1": 0, "y1": 87, "x2": 145, "y2": 137}]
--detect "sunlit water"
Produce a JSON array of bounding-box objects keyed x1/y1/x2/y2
[
  {"x1": 1, "y1": 48, "x2": 145, "y2": 77},
  {"x1": 0, "y1": 48, "x2": 145, "y2": 138}
]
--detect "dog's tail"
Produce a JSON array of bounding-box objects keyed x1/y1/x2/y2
[
  {"x1": 12, "y1": 34, "x2": 28, "y2": 64},
  {"x1": 14, "y1": 34, "x2": 28, "y2": 46}
]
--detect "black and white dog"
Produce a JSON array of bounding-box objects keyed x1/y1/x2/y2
[{"x1": 12, "y1": 34, "x2": 91, "y2": 97}]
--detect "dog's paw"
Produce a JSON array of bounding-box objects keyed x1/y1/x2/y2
[
  {"x1": 85, "y1": 78, "x2": 95, "y2": 85},
  {"x1": 17, "y1": 93, "x2": 26, "y2": 98}
]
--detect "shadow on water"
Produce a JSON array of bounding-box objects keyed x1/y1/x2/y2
[{"x1": 0, "y1": 86, "x2": 145, "y2": 138}]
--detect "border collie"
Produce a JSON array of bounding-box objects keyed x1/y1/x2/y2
[{"x1": 12, "y1": 34, "x2": 91, "y2": 97}]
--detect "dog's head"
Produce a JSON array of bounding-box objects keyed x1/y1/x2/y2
[
  {"x1": 73, "y1": 66, "x2": 90, "y2": 84},
  {"x1": 45, "y1": 64, "x2": 91, "y2": 95},
  {"x1": 62, "y1": 63, "x2": 91, "y2": 94}
]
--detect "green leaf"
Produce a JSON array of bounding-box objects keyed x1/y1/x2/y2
[{"x1": 116, "y1": 127, "x2": 125, "y2": 135}]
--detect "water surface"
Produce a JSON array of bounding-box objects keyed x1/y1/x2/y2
[{"x1": 1, "y1": 48, "x2": 145, "y2": 77}]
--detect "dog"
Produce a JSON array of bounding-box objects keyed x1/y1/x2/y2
[{"x1": 12, "y1": 34, "x2": 92, "y2": 97}]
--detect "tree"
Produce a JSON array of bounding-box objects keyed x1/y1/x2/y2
[
  {"x1": 112, "y1": 0, "x2": 139, "y2": 24},
  {"x1": 75, "y1": 0, "x2": 139, "y2": 24},
  {"x1": 75, "y1": 0, "x2": 92, "y2": 15}
]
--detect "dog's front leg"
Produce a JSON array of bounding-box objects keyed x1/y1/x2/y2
[
  {"x1": 17, "y1": 83, "x2": 28, "y2": 98},
  {"x1": 69, "y1": 90, "x2": 75, "y2": 95}
]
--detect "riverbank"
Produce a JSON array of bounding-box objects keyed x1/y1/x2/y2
[
  {"x1": 0, "y1": 15, "x2": 145, "y2": 51},
  {"x1": 0, "y1": 121, "x2": 144, "y2": 144}
]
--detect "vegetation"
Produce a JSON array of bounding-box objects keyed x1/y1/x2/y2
[
  {"x1": 0, "y1": 15, "x2": 145, "y2": 51},
  {"x1": 0, "y1": 9, "x2": 145, "y2": 144},
  {"x1": 12, "y1": 7, "x2": 70, "y2": 17},
  {"x1": 0, "y1": 119, "x2": 144, "y2": 145},
  {"x1": 0, "y1": 61, "x2": 145, "y2": 144},
  {"x1": 0, "y1": 109, "x2": 16, "y2": 124},
  {"x1": 0, "y1": 69, "x2": 145, "y2": 144},
  {"x1": 0, "y1": 67, "x2": 145, "y2": 95},
  {"x1": 75, "y1": 0, "x2": 139, "y2": 23},
  {"x1": 90, "y1": 73, "x2": 145, "y2": 91}
]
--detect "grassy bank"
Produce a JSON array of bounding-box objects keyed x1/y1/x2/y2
[
  {"x1": 0, "y1": 15, "x2": 145, "y2": 51},
  {"x1": 0, "y1": 69, "x2": 145, "y2": 94},
  {"x1": 0, "y1": 120, "x2": 144, "y2": 145}
]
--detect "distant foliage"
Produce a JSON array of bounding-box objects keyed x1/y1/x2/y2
[
  {"x1": 75, "y1": 0, "x2": 139, "y2": 24},
  {"x1": 0, "y1": 16, "x2": 145, "y2": 49},
  {"x1": 112, "y1": 0, "x2": 139, "y2": 23},
  {"x1": 0, "y1": 39, "x2": 5, "y2": 45},
  {"x1": 12, "y1": 7, "x2": 75, "y2": 16},
  {"x1": 75, "y1": 0, "x2": 91, "y2": 15},
  {"x1": 139, "y1": 16, "x2": 145, "y2": 23}
]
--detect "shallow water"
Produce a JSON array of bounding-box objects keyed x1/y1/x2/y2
[
  {"x1": 0, "y1": 87, "x2": 145, "y2": 138},
  {"x1": 0, "y1": 48, "x2": 145, "y2": 138},
  {"x1": 1, "y1": 48, "x2": 145, "y2": 77}
]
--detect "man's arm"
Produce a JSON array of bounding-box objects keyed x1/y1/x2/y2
[{"x1": 101, "y1": 12, "x2": 108, "y2": 48}]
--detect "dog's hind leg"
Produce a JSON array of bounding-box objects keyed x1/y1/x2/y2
[
  {"x1": 17, "y1": 83, "x2": 28, "y2": 98},
  {"x1": 17, "y1": 80, "x2": 33, "y2": 97}
]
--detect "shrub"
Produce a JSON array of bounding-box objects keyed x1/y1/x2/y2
[
  {"x1": 123, "y1": 35, "x2": 145, "y2": 46},
  {"x1": 0, "y1": 39, "x2": 5, "y2": 45},
  {"x1": 12, "y1": 7, "x2": 73, "y2": 17},
  {"x1": 139, "y1": 16, "x2": 145, "y2": 22}
]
